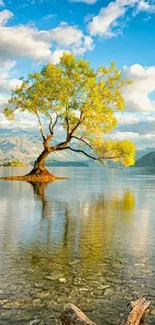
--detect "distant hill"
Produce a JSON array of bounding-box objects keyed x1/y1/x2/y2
[
  {"x1": 136, "y1": 148, "x2": 155, "y2": 161},
  {"x1": 135, "y1": 152, "x2": 155, "y2": 167}
]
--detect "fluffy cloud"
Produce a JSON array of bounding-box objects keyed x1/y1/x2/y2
[
  {"x1": 87, "y1": 0, "x2": 155, "y2": 37},
  {"x1": 0, "y1": 95, "x2": 9, "y2": 110},
  {"x1": 41, "y1": 23, "x2": 84, "y2": 46},
  {"x1": 0, "y1": 10, "x2": 94, "y2": 63},
  {"x1": 116, "y1": 113, "x2": 141, "y2": 125},
  {"x1": 0, "y1": 110, "x2": 39, "y2": 130},
  {"x1": 116, "y1": 112, "x2": 155, "y2": 135},
  {"x1": 70, "y1": 0, "x2": 97, "y2": 3},
  {"x1": 0, "y1": 59, "x2": 22, "y2": 93},
  {"x1": 135, "y1": 0, "x2": 155, "y2": 13},
  {"x1": 122, "y1": 64, "x2": 155, "y2": 112},
  {"x1": 0, "y1": 9, "x2": 13, "y2": 26},
  {"x1": 0, "y1": 59, "x2": 22, "y2": 115},
  {"x1": 110, "y1": 131, "x2": 155, "y2": 148}
]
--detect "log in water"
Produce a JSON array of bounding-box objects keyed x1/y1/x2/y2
[{"x1": 61, "y1": 298, "x2": 151, "y2": 325}]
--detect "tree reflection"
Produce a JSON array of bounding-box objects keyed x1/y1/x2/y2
[
  {"x1": 29, "y1": 181, "x2": 52, "y2": 219},
  {"x1": 19, "y1": 184, "x2": 135, "y2": 277}
]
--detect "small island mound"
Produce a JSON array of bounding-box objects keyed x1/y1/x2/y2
[{"x1": 0, "y1": 160, "x2": 28, "y2": 167}]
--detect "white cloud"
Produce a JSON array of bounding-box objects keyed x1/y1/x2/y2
[
  {"x1": 0, "y1": 59, "x2": 22, "y2": 93},
  {"x1": 84, "y1": 13, "x2": 95, "y2": 23},
  {"x1": 0, "y1": 9, "x2": 13, "y2": 26},
  {"x1": 116, "y1": 113, "x2": 140, "y2": 124},
  {"x1": 0, "y1": 110, "x2": 39, "y2": 130},
  {"x1": 72, "y1": 35, "x2": 94, "y2": 54},
  {"x1": 0, "y1": 24, "x2": 52, "y2": 62},
  {"x1": 87, "y1": 0, "x2": 155, "y2": 37},
  {"x1": 43, "y1": 14, "x2": 56, "y2": 20},
  {"x1": 44, "y1": 23, "x2": 84, "y2": 46},
  {"x1": 135, "y1": 0, "x2": 155, "y2": 13},
  {"x1": 0, "y1": 11, "x2": 94, "y2": 63},
  {"x1": 110, "y1": 131, "x2": 155, "y2": 148},
  {"x1": 50, "y1": 49, "x2": 67, "y2": 65},
  {"x1": 122, "y1": 64, "x2": 155, "y2": 112},
  {"x1": 88, "y1": 0, "x2": 127, "y2": 37},
  {"x1": 0, "y1": 95, "x2": 9, "y2": 111},
  {"x1": 70, "y1": 0, "x2": 97, "y2": 4}
]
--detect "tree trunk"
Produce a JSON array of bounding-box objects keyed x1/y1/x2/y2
[
  {"x1": 27, "y1": 148, "x2": 52, "y2": 176},
  {"x1": 0, "y1": 136, "x2": 67, "y2": 181}
]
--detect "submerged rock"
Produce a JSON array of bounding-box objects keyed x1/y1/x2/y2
[
  {"x1": 45, "y1": 274, "x2": 64, "y2": 281},
  {"x1": 58, "y1": 278, "x2": 67, "y2": 283},
  {"x1": 104, "y1": 288, "x2": 114, "y2": 297},
  {"x1": 29, "y1": 320, "x2": 40, "y2": 325},
  {"x1": 34, "y1": 283, "x2": 44, "y2": 288},
  {"x1": 69, "y1": 259, "x2": 81, "y2": 265}
]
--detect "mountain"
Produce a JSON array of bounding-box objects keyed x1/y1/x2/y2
[
  {"x1": 135, "y1": 152, "x2": 155, "y2": 167},
  {"x1": 0, "y1": 136, "x2": 91, "y2": 166},
  {"x1": 136, "y1": 148, "x2": 155, "y2": 161}
]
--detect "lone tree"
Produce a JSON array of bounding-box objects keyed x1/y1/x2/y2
[{"x1": 3, "y1": 53, "x2": 135, "y2": 181}]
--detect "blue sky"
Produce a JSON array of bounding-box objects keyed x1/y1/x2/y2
[{"x1": 0, "y1": 0, "x2": 155, "y2": 149}]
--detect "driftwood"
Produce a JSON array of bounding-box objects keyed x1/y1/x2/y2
[
  {"x1": 61, "y1": 304, "x2": 96, "y2": 325},
  {"x1": 61, "y1": 298, "x2": 151, "y2": 325},
  {"x1": 125, "y1": 298, "x2": 151, "y2": 325}
]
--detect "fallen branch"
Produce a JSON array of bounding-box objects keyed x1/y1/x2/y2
[
  {"x1": 61, "y1": 304, "x2": 96, "y2": 325},
  {"x1": 61, "y1": 298, "x2": 151, "y2": 325},
  {"x1": 125, "y1": 298, "x2": 151, "y2": 325}
]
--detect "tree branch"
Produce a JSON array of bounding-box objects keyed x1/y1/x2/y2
[
  {"x1": 67, "y1": 82, "x2": 109, "y2": 141},
  {"x1": 36, "y1": 112, "x2": 45, "y2": 141},
  {"x1": 56, "y1": 146, "x2": 122, "y2": 162},
  {"x1": 48, "y1": 113, "x2": 59, "y2": 135},
  {"x1": 51, "y1": 113, "x2": 59, "y2": 134},
  {"x1": 65, "y1": 108, "x2": 70, "y2": 140},
  {"x1": 69, "y1": 112, "x2": 84, "y2": 137},
  {"x1": 71, "y1": 136, "x2": 93, "y2": 150}
]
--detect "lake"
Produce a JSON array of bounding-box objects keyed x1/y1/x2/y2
[{"x1": 0, "y1": 166, "x2": 155, "y2": 325}]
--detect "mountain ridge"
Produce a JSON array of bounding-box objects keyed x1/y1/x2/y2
[
  {"x1": 1, "y1": 136, "x2": 155, "y2": 167},
  {"x1": 0, "y1": 136, "x2": 91, "y2": 166},
  {"x1": 135, "y1": 151, "x2": 155, "y2": 167}
]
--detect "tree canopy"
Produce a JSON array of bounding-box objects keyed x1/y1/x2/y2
[{"x1": 4, "y1": 53, "x2": 135, "y2": 170}]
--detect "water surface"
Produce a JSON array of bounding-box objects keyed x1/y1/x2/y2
[{"x1": 0, "y1": 167, "x2": 155, "y2": 324}]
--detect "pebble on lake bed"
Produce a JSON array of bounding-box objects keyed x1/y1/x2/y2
[
  {"x1": 45, "y1": 274, "x2": 64, "y2": 281},
  {"x1": 58, "y1": 278, "x2": 67, "y2": 283}
]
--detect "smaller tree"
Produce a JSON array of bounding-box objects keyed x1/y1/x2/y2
[{"x1": 4, "y1": 53, "x2": 135, "y2": 180}]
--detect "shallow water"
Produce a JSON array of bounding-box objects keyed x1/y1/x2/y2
[{"x1": 0, "y1": 166, "x2": 155, "y2": 324}]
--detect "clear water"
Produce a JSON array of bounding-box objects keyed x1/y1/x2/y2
[{"x1": 0, "y1": 167, "x2": 155, "y2": 325}]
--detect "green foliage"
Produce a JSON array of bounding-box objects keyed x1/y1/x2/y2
[
  {"x1": 3, "y1": 53, "x2": 135, "y2": 167},
  {"x1": 3, "y1": 107, "x2": 14, "y2": 120},
  {"x1": 91, "y1": 139, "x2": 135, "y2": 167}
]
